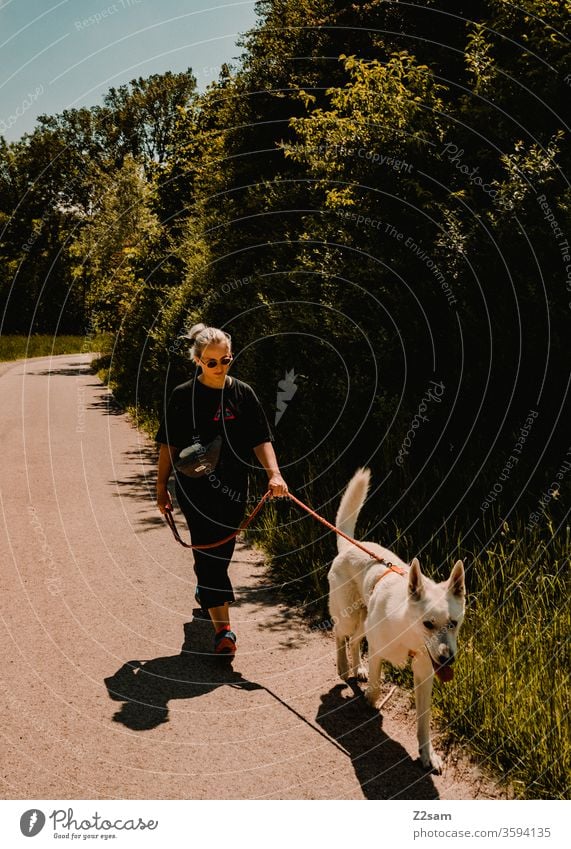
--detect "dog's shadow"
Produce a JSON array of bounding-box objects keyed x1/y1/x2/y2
[
  {"x1": 316, "y1": 683, "x2": 439, "y2": 799},
  {"x1": 104, "y1": 616, "x2": 262, "y2": 730}
]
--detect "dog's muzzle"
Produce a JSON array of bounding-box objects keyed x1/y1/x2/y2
[{"x1": 428, "y1": 643, "x2": 456, "y2": 682}]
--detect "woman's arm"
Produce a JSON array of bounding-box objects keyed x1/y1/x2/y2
[
  {"x1": 156, "y1": 443, "x2": 177, "y2": 513},
  {"x1": 253, "y1": 441, "x2": 288, "y2": 497}
]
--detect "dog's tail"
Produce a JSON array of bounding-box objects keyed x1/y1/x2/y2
[{"x1": 335, "y1": 467, "x2": 371, "y2": 553}]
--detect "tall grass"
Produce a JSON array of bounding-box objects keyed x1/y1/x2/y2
[
  {"x1": 247, "y1": 470, "x2": 570, "y2": 799},
  {"x1": 0, "y1": 333, "x2": 112, "y2": 361},
  {"x1": 433, "y1": 520, "x2": 570, "y2": 799}
]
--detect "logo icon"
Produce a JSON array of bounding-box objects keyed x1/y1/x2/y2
[
  {"x1": 213, "y1": 403, "x2": 236, "y2": 421},
  {"x1": 275, "y1": 369, "x2": 298, "y2": 425},
  {"x1": 20, "y1": 809, "x2": 46, "y2": 837}
]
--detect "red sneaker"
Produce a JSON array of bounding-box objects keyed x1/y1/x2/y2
[{"x1": 214, "y1": 627, "x2": 237, "y2": 655}]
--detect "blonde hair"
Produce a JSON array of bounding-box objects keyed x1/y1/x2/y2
[{"x1": 186, "y1": 323, "x2": 232, "y2": 361}]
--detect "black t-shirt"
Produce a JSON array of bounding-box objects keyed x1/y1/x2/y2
[{"x1": 155, "y1": 375, "x2": 273, "y2": 488}]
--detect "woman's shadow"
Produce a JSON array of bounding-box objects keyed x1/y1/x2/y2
[
  {"x1": 104, "y1": 614, "x2": 261, "y2": 731},
  {"x1": 316, "y1": 682, "x2": 439, "y2": 799}
]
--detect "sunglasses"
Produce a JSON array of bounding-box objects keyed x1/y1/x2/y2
[{"x1": 199, "y1": 355, "x2": 233, "y2": 368}]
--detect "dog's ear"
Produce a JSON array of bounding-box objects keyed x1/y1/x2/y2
[
  {"x1": 447, "y1": 559, "x2": 465, "y2": 598},
  {"x1": 408, "y1": 557, "x2": 424, "y2": 600}
]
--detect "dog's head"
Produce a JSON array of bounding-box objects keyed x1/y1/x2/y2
[{"x1": 408, "y1": 558, "x2": 466, "y2": 682}]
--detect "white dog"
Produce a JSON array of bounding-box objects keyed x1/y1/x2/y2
[{"x1": 327, "y1": 468, "x2": 465, "y2": 773}]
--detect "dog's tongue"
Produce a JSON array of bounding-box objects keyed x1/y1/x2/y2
[{"x1": 435, "y1": 664, "x2": 454, "y2": 683}]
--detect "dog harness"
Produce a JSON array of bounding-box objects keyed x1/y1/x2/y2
[{"x1": 370, "y1": 563, "x2": 407, "y2": 595}]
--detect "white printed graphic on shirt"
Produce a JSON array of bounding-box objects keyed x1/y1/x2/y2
[{"x1": 275, "y1": 369, "x2": 298, "y2": 425}]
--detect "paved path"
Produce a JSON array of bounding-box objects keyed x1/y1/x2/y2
[{"x1": 0, "y1": 354, "x2": 503, "y2": 799}]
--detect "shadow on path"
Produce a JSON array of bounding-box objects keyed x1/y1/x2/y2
[
  {"x1": 88, "y1": 389, "x2": 125, "y2": 416},
  {"x1": 26, "y1": 363, "x2": 94, "y2": 377},
  {"x1": 104, "y1": 616, "x2": 261, "y2": 731},
  {"x1": 316, "y1": 682, "x2": 439, "y2": 800},
  {"x1": 109, "y1": 445, "x2": 162, "y2": 531},
  {"x1": 104, "y1": 620, "x2": 438, "y2": 799}
]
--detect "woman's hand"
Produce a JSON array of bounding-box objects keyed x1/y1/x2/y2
[
  {"x1": 156, "y1": 483, "x2": 173, "y2": 515},
  {"x1": 156, "y1": 445, "x2": 175, "y2": 514},
  {"x1": 267, "y1": 472, "x2": 288, "y2": 498}
]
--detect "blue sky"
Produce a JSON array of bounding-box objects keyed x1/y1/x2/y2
[{"x1": 0, "y1": 0, "x2": 259, "y2": 142}]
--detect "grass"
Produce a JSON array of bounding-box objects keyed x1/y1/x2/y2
[
  {"x1": 0, "y1": 333, "x2": 113, "y2": 361},
  {"x1": 248, "y1": 471, "x2": 570, "y2": 800},
  {"x1": 432, "y1": 520, "x2": 570, "y2": 799}
]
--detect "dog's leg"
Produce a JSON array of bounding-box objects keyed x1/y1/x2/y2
[
  {"x1": 364, "y1": 648, "x2": 383, "y2": 706},
  {"x1": 348, "y1": 612, "x2": 367, "y2": 680},
  {"x1": 334, "y1": 630, "x2": 350, "y2": 681},
  {"x1": 412, "y1": 653, "x2": 442, "y2": 773}
]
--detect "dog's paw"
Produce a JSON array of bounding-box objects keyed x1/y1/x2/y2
[
  {"x1": 354, "y1": 665, "x2": 368, "y2": 682},
  {"x1": 420, "y1": 746, "x2": 443, "y2": 774}
]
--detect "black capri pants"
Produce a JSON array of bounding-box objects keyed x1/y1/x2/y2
[{"x1": 175, "y1": 474, "x2": 247, "y2": 610}]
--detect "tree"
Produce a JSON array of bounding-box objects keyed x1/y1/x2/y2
[
  {"x1": 69, "y1": 156, "x2": 161, "y2": 332},
  {"x1": 102, "y1": 69, "x2": 197, "y2": 168}
]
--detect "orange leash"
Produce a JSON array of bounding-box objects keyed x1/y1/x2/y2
[
  {"x1": 164, "y1": 488, "x2": 407, "y2": 574},
  {"x1": 163, "y1": 490, "x2": 272, "y2": 550},
  {"x1": 285, "y1": 490, "x2": 406, "y2": 575}
]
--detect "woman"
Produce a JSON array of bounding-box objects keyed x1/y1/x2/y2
[{"x1": 155, "y1": 323, "x2": 288, "y2": 656}]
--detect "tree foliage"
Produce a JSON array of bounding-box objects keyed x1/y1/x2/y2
[{"x1": 1, "y1": 1, "x2": 569, "y2": 534}]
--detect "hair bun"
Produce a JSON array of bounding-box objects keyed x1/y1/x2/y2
[{"x1": 186, "y1": 322, "x2": 206, "y2": 341}]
